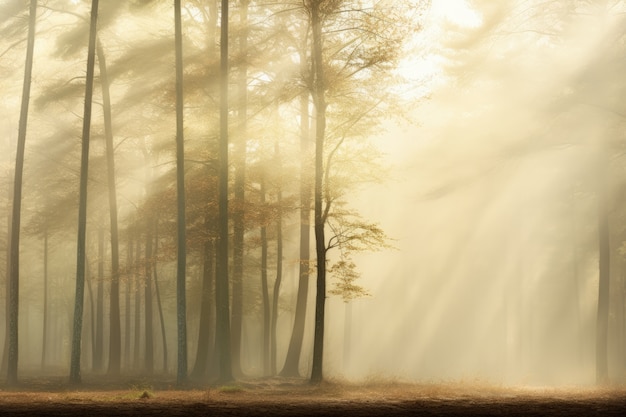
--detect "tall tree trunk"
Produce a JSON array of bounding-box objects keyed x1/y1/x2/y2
[
  {"x1": 2, "y1": 209, "x2": 11, "y2": 376},
  {"x1": 191, "y1": 229, "x2": 216, "y2": 379},
  {"x1": 133, "y1": 239, "x2": 142, "y2": 371},
  {"x1": 96, "y1": 40, "x2": 121, "y2": 376},
  {"x1": 152, "y1": 224, "x2": 168, "y2": 374},
  {"x1": 70, "y1": 0, "x2": 99, "y2": 385},
  {"x1": 597, "y1": 152, "x2": 610, "y2": 384},
  {"x1": 271, "y1": 144, "x2": 283, "y2": 375},
  {"x1": 190, "y1": 0, "x2": 218, "y2": 381},
  {"x1": 86, "y1": 255, "x2": 96, "y2": 370},
  {"x1": 216, "y1": 0, "x2": 233, "y2": 383},
  {"x1": 260, "y1": 174, "x2": 270, "y2": 376},
  {"x1": 231, "y1": 0, "x2": 249, "y2": 379},
  {"x1": 94, "y1": 225, "x2": 104, "y2": 371},
  {"x1": 124, "y1": 234, "x2": 134, "y2": 370},
  {"x1": 310, "y1": 0, "x2": 327, "y2": 384},
  {"x1": 41, "y1": 226, "x2": 48, "y2": 370},
  {"x1": 144, "y1": 219, "x2": 154, "y2": 375},
  {"x1": 174, "y1": 0, "x2": 188, "y2": 385},
  {"x1": 280, "y1": 35, "x2": 311, "y2": 378},
  {"x1": 7, "y1": 0, "x2": 37, "y2": 386}
]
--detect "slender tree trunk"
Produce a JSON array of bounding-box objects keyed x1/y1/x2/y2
[
  {"x1": 124, "y1": 234, "x2": 134, "y2": 370},
  {"x1": 86, "y1": 255, "x2": 96, "y2": 370},
  {"x1": 280, "y1": 36, "x2": 311, "y2": 378},
  {"x1": 152, "y1": 224, "x2": 168, "y2": 374},
  {"x1": 190, "y1": 0, "x2": 218, "y2": 381},
  {"x1": 70, "y1": 0, "x2": 99, "y2": 385},
  {"x1": 260, "y1": 174, "x2": 270, "y2": 376},
  {"x1": 133, "y1": 239, "x2": 142, "y2": 371},
  {"x1": 94, "y1": 225, "x2": 104, "y2": 371},
  {"x1": 343, "y1": 302, "x2": 352, "y2": 373},
  {"x1": 174, "y1": 0, "x2": 188, "y2": 385},
  {"x1": 7, "y1": 0, "x2": 37, "y2": 386},
  {"x1": 96, "y1": 41, "x2": 121, "y2": 376},
  {"x1": 310, "y1": 0, "x2": 327, "y2": 384},
  {"x1": 41, "y1": 226, "x2": 48, "y2": 370},
  {"x1": 231, "y1": 0, "x2": 249, "y2": 379},
  {"x1": 216, "y1": 0, "x2": 233, "y2": 383},
  {"x1": 144, "y1": 219, "x2": 154, "y2": 375},
  {"x1": 2, "y1": 209, "x2": 11, "y2": 376},
  {"x1": 191, "y1": 230, "x2": 216, "y2": 379},
  {"x1": 271, "y1": 145, "x2": 283, "y2": 375},
  {"x1": 597, "y1": 152, "x2": 610, "y2": 384}
]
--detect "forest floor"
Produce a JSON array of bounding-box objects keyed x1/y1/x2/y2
[{"x1": 0, "y1": 374, "x2": 625, "y2": 416}]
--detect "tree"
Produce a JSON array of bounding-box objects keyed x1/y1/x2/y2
[
  {"x1": 189, "y1": 0, "x2": 219, "y2": 381},
  {"x1": 123, "y1": 230, "x2": 134, "y2": 370},
  {"x1": 596, "y1": 149, "x2": 610, "y2": 383},
  {"x1": 231, "y1": 0, "x2": 249, "y2": 378},
  {"x1": 41, "y1": 225, "x2": 48, "y2": 370},
  {"x1": 96, "y1": 40, "x2": 122, "y2": 376},
  {"x1": 69, "y1": 0, "x2": 100, "y2": 385},
  {"x1": 259, "y1": 172, "x2": 271, "y2": 375},
  {"x1": 280, "y1": 25, "x2": 312, "y2": 378},
  {"x1": 144, "y1": 213, "x2": 154, "y2": 374},
  {"x1": 309, "y1": 0, "x2": 328, "y2": 384},
  {"x1": 94, "y1": 224, "x2": 104, "y2": 371},
  {"x1": 7, "y1": 0, "x2": 37, "y2": 386},
  {"x1": 302, "y1": 0, "x2": 416, "y2": 383},
  {"x1": 152, "y1": 222, "x2": 168, "y2": 373},
  {"x1": 215, "y1": 0, "x2": 233, "y2": 383},
  {"x1": 174, "y1": 0, "x2": 188, "y2": 385},
  {"x1": 270, "y1": 143, "x2": 284, "y2": 375}
]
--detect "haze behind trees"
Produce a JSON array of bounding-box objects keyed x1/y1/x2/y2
[{"x1": 1, "y1": 0, "x2": 626, "y2": 388}]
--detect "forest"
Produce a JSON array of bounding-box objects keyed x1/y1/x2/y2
[{"x1": 1, "y1": 0, "x2": 626, "y2": 399}]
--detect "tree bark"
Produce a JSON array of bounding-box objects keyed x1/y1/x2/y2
[
  {"x1": 216, "y1": 0, "x2": 233, "y2": 383},
  {"x1": 96, "y1": 40, "x2": 121, "y2": 376},
  {"x1": 310, "y1": 0, "x2": 327, "y2": 385},
  {"x1": 144, "y1": 219, "x2": 154, "y2": 375},
  {"x1": 94, "y1": 225, "x2": 104, "y2": 371},
  {"x1": 133, "y1": 239, "x2": 142, "y2": 371},
  {"x1": 271, "y1": 144, "x2": 283, "y2": 375},
  {"x1": 86, "y1": 255, "x2": 96, "y2": 370},
  {"x1": 152, "y1": 223, "x2": 168, "y2": 374},
  {"x1": 6, "y1": 0, "x2": 37, "y2": 386},
  {"x1": 124, "y1": 234, "x2": 134, "y2": 370},
  {"x1": 174, "y1": 0, "x2": 188, "y2": 385},
  {"x1": 190, "y1": 0, "x2": 218, "y2": 381},
  {"x1": 191, "y1": 230, "x2": 216, "y2": 379},
  {"x1": 260, "y1": 174, "x2": 270, "y2": 376},
  {"x1": 2, "y1": 209, "x2": 11, "y2": 376},
  {"x1": 231, "y1": 0, "x2": 249, "y2": 379},
  {"x1": 280, "y1": 38, "x2": 311, "y2": 378},
  {"x1": 70, "y1": 0, "x2": 99, "y2": 385},
  {"x1": 41, "y1": 226, "x2": 48, "y2": 370},
  {"x1": 596, "y1": 152, "x2": 610, "y2": 384}
]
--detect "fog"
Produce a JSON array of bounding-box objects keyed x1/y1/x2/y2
[
  {"x1": 330, "y1": 0, "x2": 626, "y2": 385},
  {"x1": 1, "y1": 0, "x2": 626, "y2": 387}
]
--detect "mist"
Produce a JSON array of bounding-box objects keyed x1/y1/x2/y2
[
  {"x1": 337, "y1": 0, "x2": 626, "y2": 385},
  {"x1": 1, "y1": 0, "x2": 625, "y2": 389}
]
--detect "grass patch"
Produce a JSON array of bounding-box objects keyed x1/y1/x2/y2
[
  {"x1": 218, "y1": 385, "x2": 245, "y2": 394},
  {"x1": 119, "y1": 381, "x2": 156, "y2": 400}
]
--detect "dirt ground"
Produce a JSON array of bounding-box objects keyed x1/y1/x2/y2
[{"x1": 1, "y1": 375, "x2": 625, "y2": 416}]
